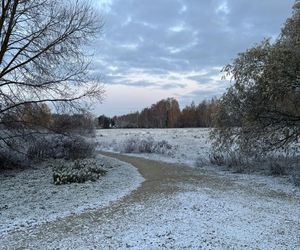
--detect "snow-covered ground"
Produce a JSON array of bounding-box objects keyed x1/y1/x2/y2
[
  {"x1": 97, "y1": 128, "x2": 299, "y2": 195},
  {"x1": 104, "y1": 184, "x2": 299, "y2": 249},
  {"x1": 97, "y1": 128, "x2": 211, "y2": 166},
  {"x1": 1, "y1": 128, "x2": 299, "y2": 249},
  {"x1": 0, "y1": 155, "x2": 144, "y2": 235},
  {"x1": 1, "y1": 154, "x2": 299, "y2": 249}
]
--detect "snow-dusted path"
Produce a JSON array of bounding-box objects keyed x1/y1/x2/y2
[{"x1": 1, "y1": 152, "x2": 299, "y2": 249}]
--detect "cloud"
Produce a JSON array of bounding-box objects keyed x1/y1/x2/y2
[{"x1": 92, "y1": 0, "x2": 294, "y2": 115}]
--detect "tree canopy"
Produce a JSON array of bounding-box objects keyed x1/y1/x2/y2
[{"x1": 212, "y1": 0, "x2": 300, "y2": 154}]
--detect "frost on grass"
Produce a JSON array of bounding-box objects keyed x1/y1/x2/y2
[
  {"x1": 97, "y1": 128, "x2": 211, "y2": 165},
  {"x1": 7, "y1": 181, "x2": 299, "y2": 249},
  {"x1": 0, "y1": 155, "x2": 144, "y2": 235},
  {"x1": 97, "y1": 128, "x2": 300, "y2": 186}
]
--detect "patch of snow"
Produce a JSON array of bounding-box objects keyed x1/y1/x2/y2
[{"x1": 0, "y1": 155, "x2": 144, "y2": 235}]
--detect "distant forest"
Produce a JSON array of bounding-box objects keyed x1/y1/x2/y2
[{"x1": 97, "y1": 98, "x2": 219, "y2": 128}]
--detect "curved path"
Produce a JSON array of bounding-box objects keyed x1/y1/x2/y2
[{"x1": 0, "y1": 152, "x2": 299, "y2": 249}]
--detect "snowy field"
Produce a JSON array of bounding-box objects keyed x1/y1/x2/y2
[
  {"x1": 0, "y1": 155, "x2": 144, "y2": 235},
  {"x1": 97, "y1": 128, "x2": 211, "y2": 166},
  {"x1": 97, "y1": 128, "x2": 299, "y2": 194}
]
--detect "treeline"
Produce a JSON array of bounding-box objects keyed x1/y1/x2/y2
[{"x1": 99, "y1": 98, "x2": 219, "y2": 128}]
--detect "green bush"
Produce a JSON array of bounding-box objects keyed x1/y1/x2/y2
[{"x1": 51, "y1": 159, "x2": 107, "y2": 185}]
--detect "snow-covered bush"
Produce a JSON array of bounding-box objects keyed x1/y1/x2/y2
[
  {"x1": 194, "y1": 157, "x2": 207, "y2": 168},
  {"x1": 27, "y1": 135, "x2": 96, "y2": 160},
  {"x1": 208, "y1": 152, "x2": 226, "y2": 166},
  {"x1": 268, "y1": 159, "x2": 287, "y2": 176},
  {"x1": 121, "y1": 136, "x2": 172, "y2": 155},
  {"x1": 207, "y1": 151, "x2": 250, "y2": 173},
  {"x1": 154, "y1": 139, "x2": 173, "y2": 154},
  {"x1": 0, "y1": 151, "x2": 28, "y2": 169},
  {"x1": 207, "y1": 150, "x2": 300, "y2": 180},
  {"x1": 122, "y1": 137, "x2": 141, "y2": 153},
  {"x1": 62, "y1": 136, "x2": 96, "y2": 160},
  {"x1": 51, "y1": 158, "x2": 106, "y2": 185},
  {"x1": 0, "y1": 131, "x2": 30, "y2": 169},
  {"x1": 289, "y1": 153, "x2": 300, "y2": 186},
  {"x1": 0, "y1": 140, "x2": 30, "y2": 169}
]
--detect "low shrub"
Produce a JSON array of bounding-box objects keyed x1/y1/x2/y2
[
  {"x1": 292, "y1": 170, "x2": 300, "y2": 186},
  {"x1": 122, "y1": 137, "x2": 140, "y2": 153},
  {"x1": 208, "y1": 152, "x2": 226, "y2": 166},
  {"x1": 51, "y1": 158, "x2": 107, "y2": 185},
  {"x1": 50, "y1": 113, "x2": 95, "y2": 135},
  {"x1": 27, "y1": 135, "x2": 96, "y2": 160},
  {"x1": 290, "y1": 157, "x2": 300, "y2": 186},
  {"x1": 137, "y1": 137, "x2": 155, "y2": 153},
  {"x1": 153, "y1": 139, "x2": 173, "y2": 154},
  {"x1": 0, "y1": 147, "x2": 29, "y2": 170},
  {"x1": 208, "y1": 151, "x2": 248, "y2": 173},
  {"x1": 268, "y1": 161, "x2": 286, "y2": 176},
  {"x1": 121, "y1": 136, "x2": 172, "y2": 155},
  {"x1": 0, "y1": 154, "x2": 23, "y2": 170},
  {"x1": 62, "y1": 136, "x2": 96, "y2": 160},
  {"x1": 195, "y1": 157, "x2": 209, "y2": 168},
  {"x1": 208, "y1": 150, "x2": 300, "y2": 181}
]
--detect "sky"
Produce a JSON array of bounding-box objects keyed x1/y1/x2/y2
[{"x1": 91, "y1": 0, "x2": 295, "y2": 117}]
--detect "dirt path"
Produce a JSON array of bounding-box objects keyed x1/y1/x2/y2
[{"x1": 1, "y1": 152, "x2": 299, "y2": 249}]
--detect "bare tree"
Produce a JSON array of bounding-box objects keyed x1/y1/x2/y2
[
  {"x1": 0, "y1": 0, "x2": 104, "y2": 111},
  {"x1": 0, "y1": 0, "x2": 104, "y2": 160}
]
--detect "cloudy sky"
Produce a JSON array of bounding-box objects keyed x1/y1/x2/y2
[{"x1": 91, "y1": 0, "x2": 294, "y2": 116}]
